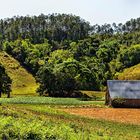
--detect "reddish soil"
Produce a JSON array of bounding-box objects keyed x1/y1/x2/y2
[{"x1": 62, "y1": 108, "x2": 140, "y2": 125}]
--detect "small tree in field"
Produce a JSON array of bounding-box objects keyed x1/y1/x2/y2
[{"x1": 0, "y1": 64, "x2": 12, "y2": 98}]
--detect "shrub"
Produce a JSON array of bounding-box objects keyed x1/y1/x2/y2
[{"x1": 111, "y1": 97, "x2": 126, "y2": 107}]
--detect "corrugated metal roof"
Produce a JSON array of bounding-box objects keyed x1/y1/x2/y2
[{"x1": 107, "y1": 80, "x2": 140, "y2": 99}]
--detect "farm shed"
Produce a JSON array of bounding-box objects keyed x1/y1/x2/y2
[{"x1": 106, "y1": 80, "x2": 140, "y2": 107}]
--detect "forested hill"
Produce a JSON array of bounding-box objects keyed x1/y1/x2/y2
[
  {"x1": 1, "y1": 13, "x2": 140, "y2": 97},
  {"x1": 1, "y1": 14, "x2": 140, "y2": 44},
  {"x1": 0, "y1": 14, "x2": 91, "y2": 44},
  {"x1": 0, "y1": 14, "x2": 140, "y2": 44}
]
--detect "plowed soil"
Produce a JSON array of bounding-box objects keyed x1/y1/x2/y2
[{"x1": 62, "y1": 108, "x2": 140, "y2": 125}]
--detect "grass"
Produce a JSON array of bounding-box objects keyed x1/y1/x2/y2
[
  {"x1": 118, "y1": 63, "x2": 140, "y2": 80},
  {"x1": 0, "y1": 104, "x2": 139, "y2": 140},
  {"x1": 81, "y1": 90, "x2": 105, "y2": 100},
  {"x1": 0, "y1": 96, "x2": 105, "y2": 107},
  {"x1": 0, "y1": 51, "x2": 39, "y2": 95}
]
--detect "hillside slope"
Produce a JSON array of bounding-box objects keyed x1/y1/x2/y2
[
  {"x1": 118, "y1": 64, "x2": 140, "y2": 80},
  {"x1": 0, "y1": 51, "x2": 38, "y2": 96}
]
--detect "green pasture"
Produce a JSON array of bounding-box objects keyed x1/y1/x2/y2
[{"x1": 0, "y1": 96, "x2": 105, "y2": 107}]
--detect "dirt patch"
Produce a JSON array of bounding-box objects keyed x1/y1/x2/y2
[{"x1": 62, "y1": 108, "x2": 140, "y2": 125}]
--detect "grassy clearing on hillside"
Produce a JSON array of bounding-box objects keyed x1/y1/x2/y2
[
  {"x1": 0, "y1": 96, "x2": 105, "y2": 107},
  {"x1": 81, "y1": 91, "x2": 105, "y2": 100},
  {"x1": 0, "y1": 51, "x2": 39, "y2": 95},
  {"x1": 118, "y1": 63, "x2": 140, "y2": 80},
  {"x1": 0, "y1": 104, "x2": 139, "y2": 140}
]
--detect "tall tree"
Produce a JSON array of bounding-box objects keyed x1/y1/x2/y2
[{"x1": 0, "y1": 64, "x2": 12, "y2": 98}]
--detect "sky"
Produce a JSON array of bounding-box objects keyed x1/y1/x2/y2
[{"x1": 0, "y1": 0, "x2": 140, "y2": 25}]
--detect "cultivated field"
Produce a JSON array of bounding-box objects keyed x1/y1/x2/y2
[
  {"x1": 62, "y1": 108, "x2": 140, "y2": 125},
  {"x1": 0, "y1": 96, "x2": 140, "y2": 140}
]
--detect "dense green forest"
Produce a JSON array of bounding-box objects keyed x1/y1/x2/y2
[{"x1": 1, "y1": 13, "x2": 140, "y2": 96}]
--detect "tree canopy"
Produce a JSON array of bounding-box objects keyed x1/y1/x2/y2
[{"x1": 1, "y1": 14, "x2": 140, "y2": 96}]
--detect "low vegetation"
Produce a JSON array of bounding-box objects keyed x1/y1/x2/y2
[
  {"x1": 0, "y1": 51, "x2": 38, "y2": 96},
  {"x1": 0, "y1": 96, "x2": 104, "y2": 107},
  {"x1": 81, "y1": 91, "x2": 105, "y2": 100},
  {"x1": 118, "y1": 63, "x2": 140, "y2": 80},
  {"x1": 0, "y1": 104, "x2": 139, "y2": 140}
]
